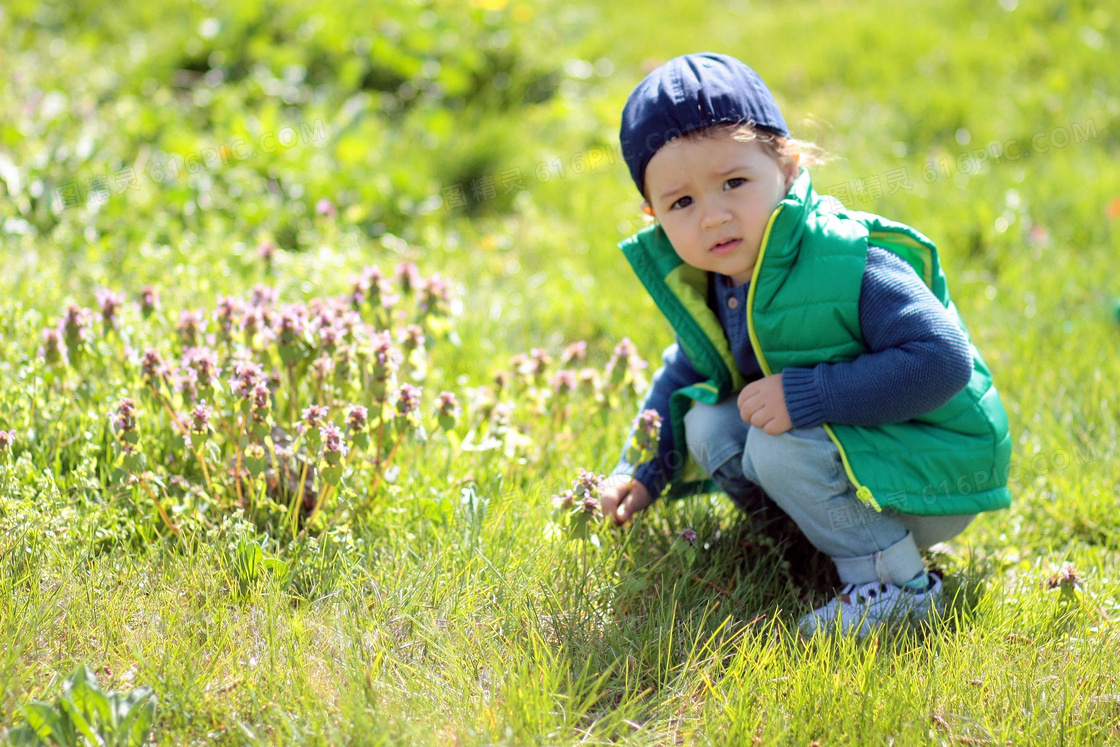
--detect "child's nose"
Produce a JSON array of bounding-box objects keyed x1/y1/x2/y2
[{"x1": 700, "y1": 204, "x2": 733, "y2": 229}]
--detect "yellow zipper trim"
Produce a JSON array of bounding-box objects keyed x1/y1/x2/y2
[{"x1": 744, "y1": 205, "x2": 882, "y2": 513}]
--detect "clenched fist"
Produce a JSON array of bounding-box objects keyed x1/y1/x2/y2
[{"x1": 737, "y1": 373, "x2": 793, "y2": 435}]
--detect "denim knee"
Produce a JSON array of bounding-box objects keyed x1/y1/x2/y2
[{"x1": 684, "y1": 399, "x2": 748, "y2": 476}]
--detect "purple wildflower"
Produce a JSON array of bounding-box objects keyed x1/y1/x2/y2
[
  {"x1": 419, "y1": 274, "x2": 452, "y2": 316},
  {"x1": 96, "y1": 289, "x2": 125, "y2": 331},
  {"x1": 258, "y1": 241, "x2": 276, "y2": 264},
  {"x1": 176, "y1": 366, "x2": 199, "y2": 400},
  {"x1": 493, "y1": 370, "x2": 512, "y2": 394},
  {"x1": 40, "y1": 328, "x2": 67, "y2": 366},
  {"x1": 114, "y1": 398, "x2": 138, "y2": 433},
  {"x1": 572, "y1": 469, "x2": 603, "y2": 501},
  {"x1": 560, "y1": 341, "x2": 587, "y2": 365},
  {"x1": 396, "y1": 383, "x2": 422, "y2": 419},
  {"x1": 371, "y1": 331, "x2": 400, "y2": 382},
  {"x1": 553, "y1": 489, "x2": 575, "y2": 511},
  {"x1": 399, "y1": 324, "x2": 425, "y2": 353},
  {"x1": 214, "y1": 296, "x2": 243, "y2": 340},
  {"x1": 183, "y1": 347, "x2": 220, "y2": 389},
  {"x1": 302, "y1": 405, "x2": 330, "y2": 431},
  {"x1": 190, "y1": 404, "x2": 212, "y2": 434},
  {"x1": 141, "y1": 348, "x2": 166, "y2": 384},
  {"x1": 529, "y1": 348, "x2": 551, "y2": 380},
  {"x1": 229, "y1": 360, "x2": 264, "y2": 399},
  {"x1": 138, "y1": 286, "x2": 160, "y2": 318},
  {"x1": 275, "y1": 305, "x2": 307, "y2": 347},
  {"x1": 577, "y1": 368, "x2": 601, "y2": 397},
  {"x1": 315, "y1": 198, "x2": 337, "y2": 218},
  {"x1": 678, "y1": 528, "x2": 698, "y2": 545},
  {"x1": 250, "y1": 284, "x2": 277, "y2": 308},
  {"x1": 436, "y1": 391, "x2": 460, "y2": 419},
  {"x1": 550, "y1": 369, "x2": 577, "y2": 397},
  {"x1": 176, "y1": 309, "x2": 205, "y2": 347},
  {"x1": 395, "y1": 262, "x2": 422, "y2": 295},
  {"x1": 312, "y1": 354, "x2": 334, "y2": 383},
  {"x1": 347, "y1": 405, "x2": 369, "y2": 432},
  {"x1": 435, "y1": 391, "x2": 460, "y2": 430},
  {"x1": 320, "y1": 422, "x2": 348, "y2": 457},
  {"x1": 0, "y1": 430, "x2": 14, "y2": 452},
  {"x1": 250, "y1": 382, "x2": 271, "y2": 423}
]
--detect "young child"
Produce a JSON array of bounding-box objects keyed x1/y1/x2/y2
[{"x1": 601, "y1": 52, "x2": 1012, "y2": 637}]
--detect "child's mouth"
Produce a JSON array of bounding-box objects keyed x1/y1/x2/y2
[{"x1": 710, "y1": 238, "x2": 741, "y2": 255}]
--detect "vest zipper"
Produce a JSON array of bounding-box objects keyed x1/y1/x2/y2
[{"x1": 744, "y1": 206, "x2": 882, "y2": 513}]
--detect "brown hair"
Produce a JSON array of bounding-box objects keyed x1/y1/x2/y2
[{"x1": 682, "y1": 121, "x2": 830, "y2": 170}]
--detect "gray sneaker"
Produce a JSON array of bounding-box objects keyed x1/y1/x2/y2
[{"x1": 797, "y1": 573, "x2": 943, "y2": 638}]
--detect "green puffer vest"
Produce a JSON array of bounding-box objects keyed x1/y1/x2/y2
[{"x1": 619, "y1": 170, "x2": 1013, "y2": 516}]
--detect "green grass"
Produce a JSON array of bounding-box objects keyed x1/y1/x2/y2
[{"x1": 2, "y1": 0, "x2": 1120, "y2": 743}]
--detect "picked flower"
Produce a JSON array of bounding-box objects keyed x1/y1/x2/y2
[{"x1": 625, "y1": 409, "x2": 662, "y2": 466}]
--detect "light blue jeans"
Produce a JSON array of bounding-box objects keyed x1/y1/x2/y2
[{"x1": 684, "y1": 397, "x2": 976, "y2": 586}]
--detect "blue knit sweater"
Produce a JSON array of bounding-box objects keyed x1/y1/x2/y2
[{"x1": 615, "y1": 245, "x2": 974, "y2": 499}]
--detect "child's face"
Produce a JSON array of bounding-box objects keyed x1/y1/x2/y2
[{"x1": 642, "y1": 131, "x2": 798, "y2": 287}]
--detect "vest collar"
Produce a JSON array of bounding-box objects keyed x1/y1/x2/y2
[{"x1": 757, "y1": 168, "x2": 820, "y2": 269}]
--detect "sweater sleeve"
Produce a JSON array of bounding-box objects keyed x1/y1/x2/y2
[
  {"x1": 611, "y1": 341, "x2": 706, "y2": 499},
  {"x1": 781, "y1": 246, "x2": 973, "y2": 428}
]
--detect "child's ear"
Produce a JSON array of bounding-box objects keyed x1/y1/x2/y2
[{"x1": 783, "y1": 149, "x2": 801, "y2": 188}]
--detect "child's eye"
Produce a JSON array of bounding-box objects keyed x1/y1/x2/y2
[
  {"x1": 725, "y1": 177, "x2": 746, "y2": 189},
  {"x1": 671, "y1": 196, "x2": 693, "y2": 209}
]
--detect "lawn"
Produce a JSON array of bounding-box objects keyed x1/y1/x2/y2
[{"x1": 1, "y1": 0, "x2": 1119, "y2": 744}]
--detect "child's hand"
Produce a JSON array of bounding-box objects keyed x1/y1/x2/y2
[
  {"x1": 738, "y1": 373, "x2": 793, "y2": 435},
  {"x1": 600, "y1": 477, "x2": 652, "y2": 524}
]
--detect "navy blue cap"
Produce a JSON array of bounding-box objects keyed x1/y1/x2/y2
[{"x1": 619, "y1": 53, "x2": 789, "y2": 196}]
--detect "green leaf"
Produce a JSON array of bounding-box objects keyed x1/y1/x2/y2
[
  {"x1": 127, "y1": 697, "x2": 156, "y2": 747},
  {"x1": 4, "y1": 726, "x2": 44, "y2": 746},
  {"x1": 115, "y1": 689, "x2": 157, "y2": 747},
  {"x1": 22, "y1": 701, "x2": 61, "y2": 739},
  {"x1": 70, "y1": 679, "x2": 113, "y2": 731},
  {"x1": 58, "y1": 697, "x2": 105, "y2": 746}
]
